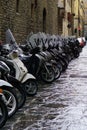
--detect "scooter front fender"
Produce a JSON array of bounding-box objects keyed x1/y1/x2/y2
[
  {"x1": 21, "y1": 73, "x2": 36, "y2": 83},
  {"x1": 0, "y1": 79, "x2": 13, "y2": 87}
]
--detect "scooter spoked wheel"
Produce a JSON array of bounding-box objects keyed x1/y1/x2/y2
[
  {"x1": 41, "y1": 66, "x2": 55, "y2": 83},
  {"x1": 0, "y1": 98, "x2": 8, "y2": 128},
  {"x1": 23, "y1": 79, "x2": 38, "y2": 96},
  {"x1": 52, "y1": 64, "x2": 61, "y2": 80},
  {"x1": 1, "y1": 86, "x2": 18, "y2": 118}
]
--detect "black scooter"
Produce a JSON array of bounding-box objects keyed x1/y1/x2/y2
[{"x1": 19, "y1": 47, "x2": 55, "y2": 83}]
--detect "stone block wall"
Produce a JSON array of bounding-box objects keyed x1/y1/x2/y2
[{"x1": 0, "y1": 0, "x2": 59, "y2": 43}]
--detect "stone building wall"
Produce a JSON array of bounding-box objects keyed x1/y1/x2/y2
[{"x1": 0, "y1": 0, "x2": 59, "y2": 43}]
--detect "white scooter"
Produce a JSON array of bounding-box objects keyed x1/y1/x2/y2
[
  {"x1": 8, "y1": 50, "x2": 38, "y2": 96},
  {"x1": 0, "y1": 79, "x2": 18, "y2": 118}
]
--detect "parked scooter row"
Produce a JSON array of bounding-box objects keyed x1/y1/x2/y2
[
  {"x1": 19, "y1": 32, "x2": 86, "y2": 81},
  {"x1": 1, "y1": 30, "x2": 86, "y2": 84},
  {"x1": 0, "y1": 29, "x2": 86, "y2": 128}
]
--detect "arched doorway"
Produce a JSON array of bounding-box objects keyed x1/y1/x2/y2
[{"x1": 43, "y1": 8, "x2": 46, "y2": 32}]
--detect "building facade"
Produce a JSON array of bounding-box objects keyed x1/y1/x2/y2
[
  {"x1": 83, "y1": 0, "x2": 87, "y2": 37},
  {"x1": 0, "y1": 0, "x2": 85, "y2": 43}
]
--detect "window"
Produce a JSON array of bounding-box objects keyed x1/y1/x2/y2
[
  {"x1": 31, "y1": 3, "x2": 34, "y2": 18},
  {"x1": 43, "y1": 8, "x2": 46, "y2": 32},
  {"x1": 16, "y1": 0, "x2": 19, "y2": 13},
  {"x1": 35, "y1": 0, "x2": 37, "y2": 8}
]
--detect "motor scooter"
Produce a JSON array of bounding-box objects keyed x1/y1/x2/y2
[
  {"x1": 0, "y1": 45, "x2": 38, "y2": 97},
  {"x1": 7, "y1": 50, "x2": 38, "y2": 96},
  {"x1": 0, "y1": 60, "x2": 26, "y2": 109},
  {"x1": 20, "y1": 47, "x2": 55, "y2": 83}
]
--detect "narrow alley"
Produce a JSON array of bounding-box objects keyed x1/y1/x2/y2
[{"x1": 1, "y1": 45, "x2": 87, "y2": 130}]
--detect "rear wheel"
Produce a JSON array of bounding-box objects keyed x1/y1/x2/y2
[
  {"x1": 52, "y1": 64, "x2": 61, "y2": 80},
  {"x1": 41, "y1": 65, "x2": 55, "y2": 83}
]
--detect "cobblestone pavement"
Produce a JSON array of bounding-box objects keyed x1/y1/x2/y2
[{"x1": 2, "y1": 45, "x2": 87, "y2": 130}]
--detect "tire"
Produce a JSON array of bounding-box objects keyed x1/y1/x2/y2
[
  {"x1": 73, "y1": 51, "x2": 79, "y2": 58},
  {"x1": 52, "y1": 64, "x2": 61, "y2": 80},
  {"x1": 55, "y1": 57, "x2": 67, "y2": 72},
  {"x1": 57, "y1": 62, "x2": 63, "y2": 72},
  {"x1": 1, "y1": 86, "x2": 18, "y2": 118},
  {"x1": 6, "y1": 75, "x2": 26, "y2": 109},
  {"x1": 58, "y1": 56, "x2": 68, "y2": 72},
  {"x1": 14, "y1": 86, "x2": 26, "y2": 109},
  {"x1": 59, "y1": 59, "x2": 68, "y2": 72},
  {"x1": 24, "y1": 79, "x2": 38, "y2": 96},
  {"x1": 41, "y1": 65, "x2": 55, "y2": 83},
  {"x1": 0, "y1": 98, "x2": 8, "y2": 128}
]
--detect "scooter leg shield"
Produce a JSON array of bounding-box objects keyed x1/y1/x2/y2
[{"x1": 21, "y1": 73, "x2": 36, "y2": 83}]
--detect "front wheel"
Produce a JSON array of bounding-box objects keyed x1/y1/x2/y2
[
  {"x1": 73, "y1": 51, "x2": 79, "y2": 58},
  {"x1": 1, "y1": 86, "x2": 18, "y2": 118},
  {"x1": 41, "y1": 65, "x2": 55, "y2": 83},
  {"x1": 14, "y1": 86, "x2": 26, "y2": 109},
  {"x1": 23, "y1": 79, "x2": 38, "y2": 96},
  {"x1": 52, "y1": 64, "x2": 61, "y2": 80},
  {"x1": 0, "y1": 98, "x2": 8, "y2": 128}
]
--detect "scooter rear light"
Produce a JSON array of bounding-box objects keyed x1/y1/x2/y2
[{"x1": 0, "y1": 88, "x2": 3, "y2": 93}]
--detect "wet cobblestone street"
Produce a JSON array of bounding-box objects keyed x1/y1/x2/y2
[{"x1": 2, "y1": 45, "x2": 87, "y2": 130}]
